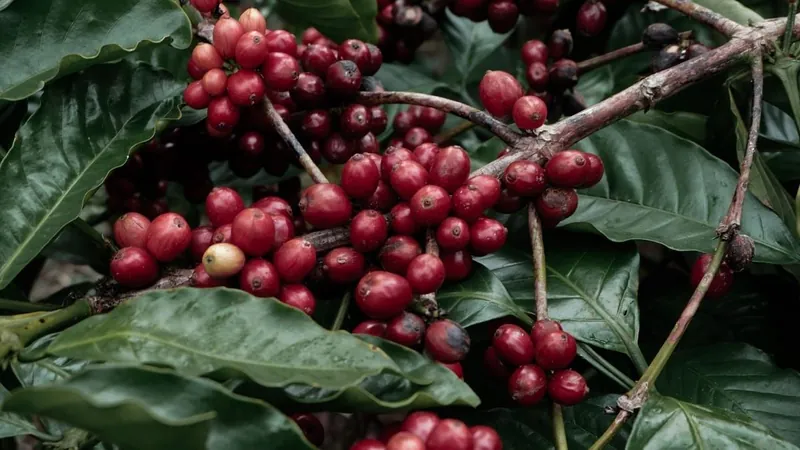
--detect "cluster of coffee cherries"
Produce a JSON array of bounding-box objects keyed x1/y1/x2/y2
[
  {"x1": 374, "y1": 0, "x2": 439, "y2": 64},
  {"x1": 387, "y1": 105, "x2": 447, "y2": 150},
  {"x1": 449, "y1": 0, "x2": 554, "y2": 33},
  {"x1": 352, "y1": 411, "x2": 502, "y2": 450},
  {"x1": 485, "y1": 319, "x2": 588, "y2": 406},
  {"x1": 643, "y1": 23, "x2": 710, "y2": 73}
]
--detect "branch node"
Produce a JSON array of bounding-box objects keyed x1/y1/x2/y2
[{"x1": 616, "y1": 381, "x2": 649, "y2": 413}]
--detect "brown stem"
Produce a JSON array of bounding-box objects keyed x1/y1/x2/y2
[
  {"x1": 434, "y1": 121, "x2": 477, "y2": 144},
  {"x1": 576, "y1": 31, "x2": 693, "y2": 74},
  {"x1": 528, "y1": 204, "x2": 548, "y2": 320},
  {"x1": 262, "y1": 96, "x2": 329, "y2": 184},
  {"x1": 653, "y1": 0, "x2": 747, "y2": 36}
]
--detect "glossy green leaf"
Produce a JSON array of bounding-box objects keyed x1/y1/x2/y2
[
  {"x1": 441, "y1": 10, "x2": 514, "y2": 83},
  {"x1": 627, "y1": 110, "x2": 708, "y2": 145},
  {"x1": 0, "y1": 384, "x2": 59, "y2": 440},
  {"x1": 628, "y1": 393, "x2": 798, "y2": 449},
  {"x1": 0, "y1": 0, "x2": 191, "y2": 100},
  {"x1": 562, "y1": 120, "x2": 800, "y2": 264},
  {"x1": 127, "y1": 41, "x2": 192, "y2": 80},
  {"x1": 693, "y1": 0, "x2": 763, "y2": 26},
  {"x1": 437, "y1": 263, "x2": 530, "y2": 328},
  {"x1": 577, "y1": 66, "x2": 614, "y2": 106},
  {"x1": 3, "y1": 365, "x2": 315, "y2": 450},
  {"x1": 275, "y1": 0, "x2": 377, "y2": 43},
  {"x1": 0, "y1": 61, "x2": 185, "y2": 290},
  {"x1": 760, "y1": 102, "x2": 799, "y2": 151}
]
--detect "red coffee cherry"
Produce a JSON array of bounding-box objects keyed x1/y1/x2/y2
[
  {"x1": 301, "y1": 27, "x2": 323, "y2": 45},
  {"x1": 184, "y1": 81, "x2": 211, "y2": 109},
  {"x1": 471, "y1": 426, "x2": 503, "y2": 450},
  {"x1": 239, "y1": 8, "x2": 266, "y2": 34},
  {"x1": 410, "y1": 185, "x2": 451, "y2": 226},
  {"x1": 426, "y1": 419, "x2": 472, "y2": 450},
  {"x1": 441, "y1": 250, "x2": 473, "y2": 281},
  {"x1": 469, "y1": 175, "x2": 503, "y2": 209},
  {"x1": 534, "y1": 187, "x2": 579, "y2": 223},
  {"x1": 341, "y1": 154, "x2": 380, "y2": 199},
  {"x1": 351, "y1": 210, "x2": 389, "y2": 252},
  {"x1": 326, "y1": 60, "x2": 362, "y2": 98},
  {"x1": 390, "y1": 160, "x2": 429, "y2": 200},
  {"x1": 212, "y1": 224, "x2": 233, "y2": 244},
  {"x1": 526, "y1": 62, "x2": 550, "y2": 92},
  {"x1": 229, "y1": 208, "x2": 276, "y2": 257},
  {"x1": 488, "y1": 0, "x2": 519, "y2": 33},
  {"x1": 321, "y1": 133, "x2": 357, "y2": 164},
  {"x1": 191, "y1": 263, "x2": 227, "y2": 288},
  {"x1": 508, "y1": 364, "x2": 547, "y2": 405},
  {"x1": 110, "y1": 247, "x2": 159, "y2": 288},
  {"x1": 403, "y1": 127, "x2": 433, "y2": 150},
  {"x1": 279, "y1": 284, "x2": 316, "y2": 315},
  {"x1": 190, "y1": 225, "x2": 215, "y2": 261},
  {"x1": 690, "y1": 253, "x2": 734, "y2": 298},
  {"x1": 363, "y1": 180, "x2": 399, "y2": 212},
  {"x1": 416, "y1": 107, "x2": 446, "y2": 132},
  {"x1": 264, "y1": 30, "x2": 298, "y2": 57},
  {"x1": 227, "y1": 69, "x2": 266, "y2": 107},
  {"x1": 207, "y1": 96, "x2": 240, "y2": 134},
  {"x1": 387, "y1": 432, "x2": 425, "y2": 450},
  {"x1": 406, "y1": 254, "x2": 446, "y2": 294},
  {"x1": 479, "y1": 70, "x2": 524, "y2": 118},
  {"x1": 424, "y1": 319, "x2": 470, "y2": 363},
  {"x1": 412, "y1": 143, "x2": 440, "y2": 171},
  {"x1": 206, "y1": 187, "x2": 245, "y2": 227},
  {"x1": 429, "y1": 146, "x2": 470, "y2": 193},
  {"x1": 191, "y1": 0, "x2": 220, "y2": 13},
  {"x1": 358, "y1": 132, "x2": 380, "y2": 154},
  {"x1": 549, "y1": 29, "x2": 574, "y2": 60},
  {"x1": 201, "y1": 68, "x2": 228, "y2": 97},
  {"x1": 452, "y1": 184, "x2": 486, "y2": 223},
  {"x1": 389, "y1": 203, "x2": 419, "y2": 235},
  {"x1": 113, "y1": 212, "x2": 150, "y2": 248},
  {"x1": 385, "y1": 311, "x2": 426, "y2": 347},
  {"x1": 470, "y1": 217, "x2": 508, "y2": 256},
  {"x1": 531, "y1": 319, "x2": 563, "y2": 344},
  {"x1": 493, "y1": 324, "x2": 536, "y2": 366},
  {"x1": 273, "y1": 238, "x2": 317, "y2": 283},
  {"x1": 401, "y1": 411, "x2": 439, "y2": 442},
  {"x1": 393, "y1": 111, "x2": 417, "y2": 136},
  {"x1": 340, "y1": 104, "x2": 372, "y2": 139},
  {"x1": 290, "y1": 413, "x2": 324, "y2": 447},
  {"x1": 145, "y1": 213, "x2": 191, "y2": 262},
  {"x1": 581, "y1": 152, "x2": 605, "y2": 187},
  {"x1": 323, "y1": 247, "x2": 366, "y2": 284},
  {"x1": 381, "y1": 146, "x2": 415, "y2": 182},
  {"x1": 352, "y1": 320, "x2": 387, "y2": 337},
  {"x1": 379, "y1": 235, "x2": 422, "y2": 274},
  {"x1": 521, "y1": 39, "x2": 548, "y2": 66},
  {"x1": 436, "y1": 217, "x2": 470, "y2": 251},
  {"x1": 302, "y1": 44, "x2": 338, "y2": 77},
  {"x1": 363, "y1": 43, "x2": 384, "y2": 76},
  {"x1": 512, "y1": 96, "x2": 548, "y2": 130},
  {"x1": 191, "y1": 43, "x2": 224, "y2": 71},
  {"x1": 441, "y1": 361, "x2": 464, "y2": 378},
  {"x1": 291, "y1": 72, "x2": 326, "y2": 108},
  {"x1": 187, "y1": 59, "x2": 206, "y2": 80},
  {"x1": 549, "y1": 369, "x2": 589, "y2": 405},
  {"x1": 577, "y1": 0, "x2": 607, "y2": 37},
  {"x1": 301, "y1": 110, "x2": 332, "y2": 140},
  {"x1": 355, "y1": 271, "x2": 413, "y2": 319},
  {"x1": 370, "y1": 107, "x2": 389, "y2": 134},
  {"x1": 503, "y1": 160, "x2": 546, "y2": 196},
  {"x1": 267, "y1": 213, "x2": 293, "y2": 251},
  {"x1": 299, "y1": 184, "x2": 353, "y2": 229},
  {"x1": 484, "y1": 346, "x2": 511, "y2": 379},
  {"x1": 339, "y1": 39, "x2": 371, "y2": 72},
  {"x1": 239, "y1": 258, "x2": 281, "y2": 297},
  {"x1": 253, "y1": 196, "x2": 293, "y2": 219},
  {"x1": 262, "y1": 52, "x2": 300, "y2": 91},
  {"x1": 535, "y1": 330, "x2": 577, "y2": 370},
  {"x1": 202, "y1": 243, "x2": 246, "y2": 278},
  {"x1": 351, "y1": 439, "x2": 387, "y2": 450},
  {"x1": 548, "y1": 59, "x2": 579, "y2": 91},
  {"x1": 545, "y1": 150, "x2": 588, "y2": 187},
  {"x1": 213, "y1": 16, "x2": 244, "y2": 59}
]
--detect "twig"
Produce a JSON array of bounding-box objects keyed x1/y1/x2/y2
[
  {"x1": 0, "y1": 299, "x2": 58, "y2": 313},
  {"x1": 434, "y1": 121, "x2": 476, "y2": 144},
  {"x1": 331, "y1": 292, "x2": 351, "y2": 331},
  {"x1": 529, "y1": 204, "x2": 548, "y2": 320},
  {"x1": 262, "y1": 96, "x2": 329, "y2": 184},
  {"x1": 576, "y1": 31, "x2": 693, "y2": 74},
  {"x1": 552, "y1": 403, "x2": 569, "y2": 450},
  {"x1": 652, "y1": 0, "x2": 746, "y2": 36}
]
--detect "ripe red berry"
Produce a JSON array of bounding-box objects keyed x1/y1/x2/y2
[
  {"x1": 322, "y1": 133, "x2": 357, "y2": 164},
  {"x1": 493, "y1": 324, "x2": 536, "y2": 366},
  {"x1": 370, "y1": 107, "x2": 388, "y2": 134},
  {"x1": 531, "y1": 319, "x2": 563, "y2": 344},
  {"x1": 504, "y1": 160, "x2": 546, "y2": 196},
  {"x1": 302, "y1": 45, "x2": 338, "y2": 77},
  {"x1": 690, "y1": 253, "x2": 734, "y2": 298},
  {"x1": 363, "y1": 180, "x2": 399, "y2": 212},
  {"x1": 393, "y1": 111, "x2": 417, "y2": 136},
  {"x1": 410, "y1": 185, "x2": 451, "y2": 226},
  {"x1": 326, "y1": 60, "x2": 362, "y2": 98},
  {"x1": 470, "y1": 217, "x2": 507, "y2": 256},
  {"x1": 412, "y1": 143, "x2": 440, "y2": 171},
  {"x1": 352, "y1": 320, "x2": 387, "y2": 337},
  {"x1": 484, "y1": 346, "x2": 511, "y2": 379},
  {"x1": 201, "y1": 68, "x2": 228, "y2": 97},
  {"x1": 206, "y1": 187, "x2": 245, "y2": 227},
  {"x1": 403, "y1": 127, "x2": 432, "y2": 150},
  {"x1": 390, "y1": 160, "x2": 429, "y2": 200},
  {"x1": 406, "y1": 254, "x2": 446, "y2": 294},
  {"x1": 291, "y1": 72, "x2": 326, "y2": 108},
  {"x1": 363, "y1": 43, "x2": 383, "y2": 76},
  {"x1": 110, "y1": 247, "x2": 159, "y2": 288},
  {"x1": 264, "y1": 30, "x2": 298, "y2": 57},
  {"x1": 213, "y1": 16, "x2": 244, "y2": 59},
  {"x1": 191, "y1": 0, "x2": 220, "y2": 13},
  {"x1": 424, "y1": 319, "x2": 470, "y2": 363},
  {"x1": 508, "y1": 364, "x2": 547, "y2": 405},
  {"x1": 339, "y1": 104, "x2": 372, "y2": 138},
  {"x1": 299, "y1": 184, "x2": 353, "y2": 229},
  {"x1": 441, "y1": 250, "x2": 473, "y2": 281},
  {"x1": 429, "y1": 146, "x2": 470, "y2": 193},
  {"x1": 113, "y1": 213, "x2": 150, "y2": 248},
  {"x1": 581, "y1": 152, "x2": 605, "y2": 187},
  {"x1": 379, "y1": 235, "x2": 422, "y2": 274},
  {"x1": 381, "y1": 146, "x2": 415, "y2": 182},
  {"x1": 521, "y1": 39, "x2": 548, "y2": 66},
  {"x1": 290, "y1": 413, "x2": 324, "y2": 447},
  {"x1": 488, "y1": 0, "x2": 520, "y2": 33},
  {"x1": 401, "y1": 411, "x2": 439, "y2": 441},
  {"x1": 202, "y1": 243, "x2": 246, "y2": 278},
  {"x1": 416, "y1": 108, "x2": 446, "y2": 133},
  {"x1": 184, "y1": 81, "x2": 211, "y2": 109},
  {"x1": 385, "y1": 312, "x2": 426, "y2": 347},
  {"x1": 535, "y1": 330, "x2": 577, "y2": 369},
  {"x1": 230, "y1": 208, "x2": 275, "y2": 256},
  {"x1": 279, "y1": 284, "x2": 316, "y2": 315},
  {"x1": 577, "y1": 0, "x2": 607, "y2": 36},
  {"x1": 253, "y1": 196, "x2": 293, "y2": 219},
  {"x1": 239, "y1": 8, "x2": 266, "y2": 34},
  {"x1": 212, "y1": 224, "x2": 232, "y2": 244},
  {"x1": 190, "y1": 225, "x2": 215, "y2": 261},
  {"x1": 187, "y1": 59, "x2": 206, "y2": 80},
  {"x1": 471, "y1": 426, "x2": 503, "y2": 450},
  {"x1": 546, "y1": 150, "x2": 589, "y2": 187},
  {"x1": 534, "y1": 187, "x2": 579, "y2": 223},
  {"x1": 191, "y1": 43, "x2": 224, "y2": 72},
  {"x1": 262, "y1": 52, "x2": 300, "y2": 91},
  {"x1": 145, "y1": 213, "x2": 191, "y2": 262},
  {"x1": 273, "y1": 238, "x2": 317, "y2": 283},
  {"x1": 341, "y1": 153, "x2": 380, "y2": 199},
  {"x1": 351, "y1": 210, "x2": 389, "y2": 252},
  {"x1": 235, "y1": 31, "x2": 268, "y2": 69},
  {"x1": 358, "y1": 132, "x2": 380, "y2": 154},
  {"x1": 389, "y1": 203, "x2": 418, "y2": 235},
  {"x1": 479, "y1": 70, "x2": 524, "y2": 118},
  {"x1": 322, "y1": 247, "x2": 365, "y2": 284},
  {"x1": 191, "y1": 263, "x2": 227, "y2": 288},
  {"x1": 549, "y1": 59, "x2": 579, "y2": 91},
  {"x1": 525, "y1": 62, "x2": 549, "y2": 92},
  {"x1": 301, "y1": 110, "x2": 332, "y2": 140},
  {"x1": 387, "y1": 432, "x2": 425, "y2": 450},
  {"x1": 239, "y1": 258, "x2": 281, "y2": 297},
  {"x1": 549, "y1": 369, "x2": 589, "y2": 405},
  {"x1": 339, "y1": 39, "x2": 371, "y2": 72},
  {"x1": 207, "y1": 96, "x2": 240, "y2": 133},
  {"x1": 355, "y1": 271, "x2": 413, "y2": 319},
  {"x1": 426, "y1": 419, "x2": 472, "y2": 450},
  {"x1": 452, "y1": 184, "x2": 486, "y2": 223},
  {"x1": 436, "y1": 217, "x2": 470, "y2": 251},
  {"x1": 512, "y1": 96, "x2": 548, "y2": 130},
  {"x1": 351, "y1": 439, "x2": 386, "y2": 450}
]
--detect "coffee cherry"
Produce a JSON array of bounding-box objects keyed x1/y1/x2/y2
[
  {"x1": 352, "y1": 320, "x2": 387, "y2": 337},
  {"x1": 341, "y1": 153, "x2": 380, "y2": 199},
  {"x1": 690, "y1": 253, "x2": 734, "y2": 298},
  {"x1": 393, "y1": 111, "x2": 416, "y2": 136},
  {"x1": 279, "y1": 284, "x2": 316, "y2": 315},
  {"x1": 227, "y1": 69, "x2": 266, "y2": 107},
  {"x1": 291, "y1": 72, "x2": 326, "y2": 108},
  {"x1": 549, "y1": 369, "x2": 589, "y2": 405},
  {"x1": 535, "y1": 330, "x2": 577, "y2": 370},
  {"x1": 381, "y1": 147, "x2": 415, "y2": 182},
  {"x1": 429, "y1": 146, "x2": 470, "y2": 193},
  {"x1": 493, "y1": 324, "x2": 536, "y2": 366},
  {"x1": 253, "y1": 196, "x2": 293, "y2": 219},
  {"x1": 340, "y1": 104, "x2": 372, "y2": 138},
  {"x1": 488, "y1": 1, "x2": 519, "y2": 33},
  {"x1": 355, "y1": 271, "x2": 413, "y2": 319},
  {"x1": 642, "y1": 23, "x2": 680, "y2": 49},
  {"x1": 426, "y1": 419, "x2": 472, "y2": 450},
  {"x1": 384, "y1": 205, "x2": 415, "y2": 236},
  {"x1": 338, "y1": 39, "x2": 370, "y2": 71},
  {"x1": 548, "y1": 29, "x2": 573, "y2": 60},
  {"x1": 471, "y1": 426, "x2": 503, "y2": 450},
  {"x1": 114, "y1": 213, "x2": 150, "y2": 249},
  {"x1": 192, "y1": 43, "x2": 224, "y2": 72},
  {"x1": 206, "y1": 187, "x2": 245, "y2": 227},
  {"x1": 503, "y1": 160, "x2": 546, "y2": 196},
  {"x1": 189, "y1": 226, "x2": 215, "y2": 261},
  {"x1": 470, "y1": 217, "x2": 507, "y2": 256},
  {"x1": 521, "y1": 39, "x2": 548, "y2": 66},
  {"x1": 110, "y1": 247, "x2": 159, "y2": 288},
  {"x1": 424, "y1": 319, "x2": 470, "y2": 363},
  {"x1": 203, "y1": 243, "x2": 246, "y2": 278},
  {"x1": 299, "y1": 184, "x2": 353, "y2": 229},
  {"x1": 386, "y1": 312, "x2": 426, "y2": 347},
  {"x1": 412, "y1": 143, "x2": 440, "y2": 171},
  {"x1": 387, "y1": 432, "x2": 425, "y2": 450},
  {"x1": 299, "y1": 111, "x2": 331, "y2": 142},
  {"x1": 479, "y1": 71, "x2": 524, "y2": 118},
  {"x1": 357, "y1": 132, "x2": 380, "y2": 154},
  {"x1": 191, "y1": 263, "x2": 226, "y2": 288},
  {"x1": 184, "y1": 81, "x2": 211, "y2": 109},
  {"x1": 577, "y1": 0, "x2": 607, "y2": 36},
  {"x1": 239, "y1": 8, "x2": 266, "y2": 34},
  {"x1": 581, "y1": 153, "x2": 605, "y2": 187},
  {"x1": 273, "y1": 238, "x2": 317, "y2": 283},
  {"x1": 213, "y1": 17, "x2": 244, "y2": 59},
  {"x1": 207, "y1": 96, "x2": 240, "y2": 133},
  {"x1": 239, "y1": 258, "x2": 281, "y2": 297},
  {"x1": 535, "y1": 187, "x2": 579, "y2": 223},
  {"x1": 508, "y1": 364, "x2": 547, "y2": 405},
  {"x1": 410, "y1": 185, "x2": 451, "y2": 226},
  {"x1": 546, "y1": 150, "x2": 588, "y2": 187},
  {"x1": 484, "y1": 346, "x2": 511, "y2": 379},
  {"x1": 212, "y1": 224, "x2": 233, "y2": 244},
  {"x1": 525, "y1": 62, "x2": 549, "y2": 92},
  {"x1": 229, "y1": 208, "x2": 275, "y2": 256},
  {"x1": 406, "y1": 254, "x2": 445, "y2": 294},
  {"x1": 191, "y1": 0, "x2": 220, "y2": 13},
  {"x1": 549, "y1": 59, "x2": 579, "y2": 91},
  {"x1": 401, "y1": 411, "x2": 439, "y2": 441},
  {"x1": 531, "y1": 319, "x2": 563, "y2": 344},
  {"x1": 436, "y1": 217, "x2": 470, "y2": 251},
  {"x1": 321, "y1": 133, "x2": 357, "y2": 164},
  {"x1": 302, "y1": 45, "x2": 338, "y2": 77},
  {"x1": 145, "y1": 213, "x2": 191, "y2": 262},
  {"x1": 726, "y1": 234, "x2": 755, "y2": 272},
  {"x1": 233, "y1": 32, "x2": 267, "y2": 69},
  {"x1": 414, "y1": 107, "x2": 445, "y2": 132},
  {"x1": 379, "y1": 235, "x2": 422, "y2": 274},
  {"x1": 262, "y1": 52, "x2": 300, "y2": 92},
  {"x1": 200, "y1": 69, "x2": 227, "y2": 98},
  {"x1": 441, "y1": 250, "x2": 473, "y2": 281},
  {"x1": 351, "y1": 439, "x2": 386, "y2": 450},
  {"x1": 402, "y1": 127, "x2": 431, "y2": 150},
  {"x1": 351, "y1": 210, "x2": 389, "y2": 252},
  {"x1": 364, "y1": 180, "x2": 399, "y2": 212},
  {"x1": 319, "y1": 247, "x2": 364, "y2": 284},
  {"x1": 187, "y1": 59, "x2": 206, "y2": 80},
  {"x1": 264, "y1": 30, "x2": 298, "y2": 57},
  {"x1": 390, "y1": 160, "x2": 429, "y2": 200},
  {"x1": 687, "y1": 42, "x2": 710, "y2": 58},
  {"x1": 326, "y1": 60, "x2": 362, "y2": 98},
  {"x1": 651, "y1": 45, "x2": 683, "y2": 72},
  {"x1": 291, "y1": 413, "x2": 324, "y2": 447},
  {"x1": 512, "y1": 96, "x2": 548, "y2": 130}
]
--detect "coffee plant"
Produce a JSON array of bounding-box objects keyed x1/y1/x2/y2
[{"x1": 0, "y1": 0, "x2": 799, "y2": 448}]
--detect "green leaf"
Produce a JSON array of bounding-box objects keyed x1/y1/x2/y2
[
  {"x1": 441, "y1": 10, "x2": 514, "y2": 83},
  {"x1": 0, "y1": 384, "x2": 59, "y2": 441},
  {"x1": 562, "y1": 120, "x2": 800, "y2": 264},
  {"x1": 627, "y1": 110, "x2": 708, "y2": 146},
  {"x1": 275, "y1": 0, "x2": 377, "y2": 44},
  {"x1": 628, "y1": 393, "x2": 798, "y2": 449},
  {"x1": 657, "y1": 343, "x2": 800, "y2": 445},
  {"x1": 692, "y1": 0, "x2": 764, "y2": 26},
  {"x1": 437, "y1": 263, "x2": 530, "y2": 328},
  {"x1": 3, "y1": 365, "x2": 315, "y2": 450},
  {"x1": 127, "y1": 41, "x2": 192, "y2": 80},
  {"x1": 577, "y1": 66, "x2": 614, "y2": 106},
  {"x1": 0, "y1": 61, "x2": 185, "y2": 290},
  {"x1": 0, "y1": 0, "x2": 191, "y2": 100},
  {"x1": 760, "y1": 102, "x2": 799, "y2": 151}
]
